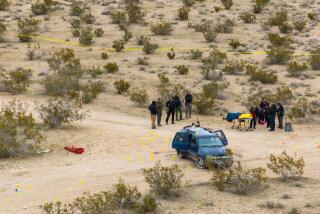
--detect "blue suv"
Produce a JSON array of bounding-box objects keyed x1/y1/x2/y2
[{"x1": 172, "y1": 125, "x2": 233, "y2": 169}]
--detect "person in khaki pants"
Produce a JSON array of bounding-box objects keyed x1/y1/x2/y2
[{"x1": 148, "y1": 101, "x2": 158, "y2": 129}]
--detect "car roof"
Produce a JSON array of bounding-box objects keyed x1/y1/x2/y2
[{"x1": 178, "y1": 126, "x2": 215, "y2": 137}]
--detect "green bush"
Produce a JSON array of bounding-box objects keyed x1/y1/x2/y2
[
  {"x1": 0, "y1": 101, "x2": 42, "y2": 158},
  {"x1": 123, "y1": 29, "x2": 132, "y2": 42},
  {"x1": 136, "y1": 34, "x2": 150, "y2": 45},
  {"x1": 211, "y1": 162, "x2": 267, "y2": 195},
  {"x1": 276, "y1": 84, "x2": 294, "y2": 103},
  {"x1": 42, "y1": 75, "x2": 80, "y2": 97},
  {"x1": 136, "y1": 194, "x2": 158, "y2": 213},
  {"x1": 190, "y1": 49, "x2": 202, "y2": 59},
  {"x1": 228, "y1": 39, "x2": 241, "y2": 49},
  {"x1": 80, "y1": 12, "x2": 95, "y2": 24},
  {"x1": 0, "y1": 0, "x2": 10, "y2": 11},
  {"x1": 214, "y1": 6, "x2": 221, "y2": 12},
  {"x1": 203, "y1": 28, "x2": 217, "y2": 42},
  {"x1": 104, "y1": 62, "x2": 119, "y2": 73},
  {"x1": 0, "y1": 21, "x2": 6, "y2": 42},
  {"x1": 137, "y1": 56, "x2": 149, "y2": 65},
  {"x1": 167, "y1": 49, "x2": 175, "y2": 59},
  {"x1": 87, "y1": 66, "x2": 103, "y2": 78},
  {"x1": 126, "y1": 1, "x2": 145, "y2": 24},
  {"x1": 267, "y1": 47, "x2": 293, "y2": 65},
  {"x1": 267, "y1": 151, "x2": 305, "y2": 181},
  {"x1": 101, "y1": 52, "x2": 109, "y2": 60},
  {"x1": 201, "y1": 48, "x2": 227, "y2": 71},
  {"x1": 31, "y1": 1, "x2": 50, "y2": 15},
  {"x1": 310, "y1": 47, "x2": 320, "y2": 70},
  {"x1": 143, "y1": 41, "x2": 159, "y2": 54},
  {"x1": 79, "y1": 26, "x2": 93, "y2": 45},
  {"x1": 288, "y1": 97, "x2": 309, "y2": 119},
  {"x1": 17, "y1": 18, "x2": 41, "y2": 42},
  {"x1": 240, "y1": 12, "x2": 256, "y2": 23},
  {"x1": 182, "y1": 0, "x2": 194, "y2": 7},
  {"x1": 293, "y1": 20, "x2": 307, "y2": 32},
  {"x1": 176, "y1": 64, "x2": 189, "y2": 75},
  {"x1": 79, "y1": 81, "x2": 105, "y2": 104},
  {"x1": 26, "y1": 43, "x2": 41, "y2": 60},
  {"x1": 214, "y1": 18, "x2": 234, "y2": 33},
  {"x1": 268, "y1": 33, "x2": 293, "y2": 47},
  {"x1": 112, "y1": 179, "x2": 141, "y2": 209},
  {"x1": 143, "y1": 161, "x2": 184, "y2": 198},
  {"x1": 130, "y1": 87, "x2": 149, "y2": 106},
  {"x1": 308, "y1": 13, "x2": 316, "y2": 21},
  {"x1": 37, "y1": 99, "x2": 86, "y2": 128},
  {"x1": 151, "y1": 21, "x2": 173, "y2": 35},
  {"x1": 287, "y1": 61, "x2": 308, "y2": 77},
  {"x1": 254, "y1": 0, "x2": 269, "y2": 14},
  {"x1": 279, "y1": 22, "x2": 293, "y2": 34},
  {"x1": 0, "y1": 68, "x2": 32, "y2": 94},
  {"x1": 114, "y1": 79, "x2": 130, "y2": 94},
  {"x1": 250, "y1": 69, "x2": 277, "y2": 84},
  {"x1": 223, "y1": 60, "x2": 244, "y2": 75},
  {"x1": 70, "y1": 18, "x2": 81, "y2": 37},
  {"x1": 268, "y1": 10, "x2": 288, "y2": 26},
  {"x1": 70, "y1": 1, "x2": 84, "y2": 16},
  {"x1": 94, "y1": 28, "x2": 104, "y2": 37},
  {"x1": 110, "y1": 10, "x2": 129, "y2": 29},
  {"x1": 112, "y1": 40, "x2": 125, "y2": 52},
  {"x1": 178, "y1": 7, "x2": 190, "y2": 20},
  {"x1": 221, "y1": 0, "x2": 233, "y2": 10}
]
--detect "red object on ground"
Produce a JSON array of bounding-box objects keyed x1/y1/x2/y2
[{"x1": 64, "y1": 146, "x2": 84, "y2": 154}]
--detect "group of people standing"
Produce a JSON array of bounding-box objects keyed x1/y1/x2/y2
[
  {"x1": 249, "y1": 98, "x2": 285, "y2": 132},
  {"x1": 148, "y1": 92, "x2": 193, "y2": 129}
]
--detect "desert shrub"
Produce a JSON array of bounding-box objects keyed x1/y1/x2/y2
[
  {"x1": 70, "y1": 1, "x2": 84, "y2": 16},
  {"x1": 310, "y1": 47, "x2": 320, "y2": 70},
  {"x1": 137, "y1": 56, "x2": 149, "y2": 65},
  {"x1": 223, "y1": 60, "x2": 244, "y2": 75},
  {"x1": 275, "y1": 85, "x2": 294, "y2": 103},
  {"x1": 123, "y1": 29, "x2": 132, "y2": 42},
  {"x1": 125, "y1": 1, "x2": 145, "y2": 24},
  {"x1": 188, "y1": 20, "x2": 213, "y2": 32},
  {"x1": 143, "y1": 161, "x2": 184, "y2": 198},
  {"x1": 130, "y1": 87, "x2": 149, "y2": 106},
  {"x1": 136, "y1": 34, "x2": 150, "y2": 45},
  {"x1": 80, "y1": 12, "x2": 95, "y2": 24},
  {"x1": 221, "y1": 0, "x2": 233, "y2": 10},
  {"x1": 258, "y1": 201, "x2": 285, "y2": 210},
  {"x1": 143, "y1": 41, "x2": 159, "y2": 54},
  {"x1": 203, "y1": 28, "x2": 217, "y2": 42},
  {"x1": 31, "y1": 1, "x2": 50, "y2": 15},
  {"x1": 293, "y1": 20, "x2": 307, "y2": 32},
  {"x1": 182, "y1": 0, "x2": 194, "y2": 7},
  {"x1": 211, "y1": 162, "x2": 267, "y2": 195},
  {"x1": 240, "y1": 12, "x2": 256, "y2": 23},
  {"x1": 37, "y1": 99, "x2": 86, "y2": 128},
  {"x1": 288, "y1": 97, "x2": 309, "y2": 119},
  {"x1": 0, "y1": 101, "x2": 42, "y2": 158},
  {"x1": 17, "y1": 18, "x2": 41, "y2": 42},
  {"x1": 0, "y1": 0, "x2": 10, "y2": 11},
  {"x1": 70, "y1": 18, "x2": 81, "y2": 37},
  {"x1": 112, "y1": 40, "x2": 125, "y2": 52},
  {"x1": 287, "y1": 61, "x2": 308, "y2": 77},
  {"x1": 267, "y1": 47, "x2": 293, "y2": 65},
  {"x1": 250, "y1": 69, "x2": 277, "y2": 84},
  {"x1": 190, "y1": 49, "x2": 202, "y2": 59},
  {"x1": 279, "y1": 22, "x2": 293, "y2": 34},
  {"x1": 254, "y1": 0, "x2": 269, "y2": 13},
  {"x1": 78, "y1": 81, "x2": 105, "y2": 104},
  {"x1": 201, "y1": 48, "x2": 227, "y2": 71},
  {"x1": 114, "y1": 79, "x2": 130, "y2": 94},
  {"x1": 26, "y1": 42, "x2": 41, "y2": 60},
  {"x1": 94, "y1": 28, "x2": 104, "y2": 37},
  {"x1": 87, "y1": 66, "x2": 103, "y2": 78},
  {"x1": 0, "y1": 68, "x2": 32, "y2": 94},
  {"x1": 101, "y1": 52, "x2": 108, "y2": 60},
  {"x1": 136, "y1": 194, "x2": 158, "y2": 213},
  {"x1": 267, "y1": 151, "x2": 305, "y2": 181},
  {"x1": 151, "y1": 21, "x2": 173, "y2": 35},
  {"x1": 307, "y1": 13, "x2": 316, "y2": 21},
  {"x1": 103, "y1": 62, "x2": 119, "y2": 73},
  {"x1": 112, "y1": 179, "x2": 141, "y2": 209},
  {"x1": 268, "y1": 10, "x2": 288, "y2": 26},
  {"x1": 79, "y1": 26, "x2": 93, "y2": 45},
  {"x1": 214, "y1": 18, "x2": 234, "y2": 33},
  {"x1": 167, "y1": 49, "x2": 175, "y2": 59},
  {"x1": 228, "y1": 39, "x2": 241, "y2": 49},
  {"x1": 176, "y1": 65, "x2": 188, "y2": 75},
  {"x1": 110, "y1": 11, "x2": 128, "y2": 29},
  {"x1": 0, "y1": 21, "x2": 6, "y2": 42},
  {"x1": 43, "y1": 75, "x2": 80, "y2": 97},
  {"x1": 288, "y1": 208, "x2": 300, "y2": 214},
  {"x1": 178, "y1": 7, "x2": 190, "y2": 20},
  {"x1": 214, "y1": 6, "x2": 221, "y2": 12},
  {"x1": 268, "y1": 33, "x2": 293, "y2": 47},
  {"x1": 245, "y1": 63, "x2": 259, "y2": 75}
]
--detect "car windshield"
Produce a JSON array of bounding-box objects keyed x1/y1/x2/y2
[{"x1": 198, "y1": 136, "x2": 224, "y2": 147}]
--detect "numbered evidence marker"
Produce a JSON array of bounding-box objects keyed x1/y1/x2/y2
[
  {"x1": 149, "y1": 152, "x2": 155, "y2": 161},
  {"x1": 78, "y1": 179, "x2": 85, "y2": 185},
  {"x1": 171, "y1": 154, "x2": 177, "y2": 161}
]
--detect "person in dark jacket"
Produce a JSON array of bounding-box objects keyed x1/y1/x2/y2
[
  {"x1": 260, "y1": 98, "x2": 268, "y2": 123},
  {"x1": 185, "y1": 92, "x2": 193, "y2": 118},
  {"x1": 166, "y1": 97, "x2": 176, "y2": 125},
  {"x1": 277, "y1": 103, "x2": 285, "y2": 129},
  {"x1": 156, "y1": 98, "x2": 163, "y2": 127},
  {"x1": 148, "y1": 101, "x2": 158, "y2": 129},
  {"x1": 269, "y1": 103, "x2": 277, "y2": 131},
  {"x1": 250, "y1": 105, "x2": 258, "y2": 129},
  {"x1": 174, "y1": 93, "x2": 182, "y2": 121},
  {"x1": 265, "y1": 104, "x2": 271, "y2": 128}
]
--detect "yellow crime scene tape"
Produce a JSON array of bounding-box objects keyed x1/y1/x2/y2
[{"x1": 17, "y1": 34, "x2": 319, "y2": 56}]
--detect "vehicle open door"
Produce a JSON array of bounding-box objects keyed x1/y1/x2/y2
[{"x1": 214, "y1": 130, "x2": 228, "y2": 145}]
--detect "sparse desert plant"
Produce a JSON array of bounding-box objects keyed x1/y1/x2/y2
[
  {"x1": 220, "y1": 0, "x2": 233, "y2": 10},
  {"x1": 136, "y1": 34, "x2": 150, "y2": 45},
  {"x1": 70, "y1": 1, "x2": 84, "y2": 16},
  {"x1": 228, "y1": 39, "x2": 241, "y2": 49},
  {"x1": 214, "y1": 18, "x2": 234, "y2": 33},
  {"x1": 112, "y1": 40, "x2": 125, "y2": 52},
  {"x1": 211, "y1": 162, "x2": 267, "y2": 195},
  {"x1": 0, "y1": 21, "x2": 6, "y2": 42},
  {"x1": 254, "y1": 0, "x2": 269, "y2": 14},
  {"x1": 214, "y1": 6, "x2": 221, "y2": 12},
  {"x1": 37, "y1": 99, "x2": 86, "y2": 128},
  {"x1": 201, "y1": 48, "x2": 227, "y2": 71},
  {"x1": 279, "y1": 22, "x2": 293, "y2": 34},
  {"x1": 111, "y1": 179, "x2": 141, "y2": 209},
  {"x1": 151, "y1": 21, "x2": 173, "y2": 35},
  {"x1": 123, "y1": 29, "x2": 132, "y2": 42},
  {"x1": 130, "y1": 87, "x2": 149, "y2": 106},
  {"x1": 137, "y1": 56, "x2": 149, "y2": 65},
  {"x1": 86, "y1": 66, "x2": 103, "y2": 78},
  {"x1": 250, "y1": 69, "x2": 277, "y2": 84},
  {"x1": 101, "y1": 52, "x2": 109, "y2": 60},
  {"x1": 267, "y1": 47, "x2": 293, "y2": 65},
  {"x1": 310, "y1": 47, "x2": 320, "y2": 70},
  {"x1": 178, "y1": 7, "x2": 190, "y2": 20},
  {"x1": 223, "y1": 60, "x2": 244, "y2": 75},
  {"x1": 176, "y1": 65, "x2": 188, "y2": 75},
  {"x1": 189, "y1": 20, "x2": 213, "y2": 32},
  {"x1": 268, "y1": 33, "x2": 293, "y2": 47},
  {"x1": 0, "y1": 101, "x2": 42, "y2": 158},
  {"x1": 307, "y1": 13, "x2": 316, "y2": 21},
  {"x1": 80, "y1": 12, "x2": 95, "y2": 24},
  {"x1": 240, "y1": 12, "x2": 256, "y2": 23},
  {"x1": 143, "y1": 41, "x2": 159, "y2": 54},
  {"x1": 103, "y1": 62, "x2": 119, "y2": 73},
  {"x1": 79, "y1": 26, "x2": 93, "y2": 45},
  {"x1": 268, "y1": 10, "x2": 288, "y2": 26},
  {"x1": 31, "y1": 1, "x2": 50, "y2": 15},
  {"x1": 0, "y1": 0, "x2": 10, "y2": 11},
  {"x1": 275, "y1": 84, "x2": 294, "y2": 104},
  {"x1": 26, "y1": 42, "x2": 41, "y2": 60},
  {"x1": 79, "y1": 81, "x2": 105, "y2": 104},
  {"x1": 293, "y1": 20, "x2": 307, "y2": 32},
  {"x1": 287, "y1": 208, "x2": 300, "y2": 214},
  {"x1": 110, "y1": 10, "x2": 128, "y2": 28},
  {"x1": 126, "y1": 1, "x2": 145, "y2": 24},
  {"x1": 182, "y1": 0, "x2": 194, "y2": 7},
  {"x1": 114, "y1": 79, "x2": 130, "y2": 94},
  {"x1": 70, "y1": 18, "x2": 81, "y2": 37},
  {"x1": 190, "y1": 49, "x2": 202, "y2": 59},
  {"x1": 203, "y1": 28, "x2": 217, "y2": 42},
  {"x1": 167, "y1": 49, "x2": 175, "y2": 59},
  {"x1": 42, "y1": 74, "x2": 80, "y2": 97},
  {"x1": 258, "y1": 201, "x2": 285, "y2": 210},
  {"x1": 136, "y1": 194, "x2": 158, "y2": 213},
  {"x1": 94, "y1": 28, "x2": 104, "y2": 37},
  {"x1": 17, "y1": 18, "x2": 41, "y2": 42},
  {"x1": 287, "y1": 61, "x2": 308, "y2": 77},
  {"x1": 288, "y1": 97, "x2": 309, "y2": 119},
  {"x1": 143, "y1": 161, "x2": 184, "y2": 198},
  {"x1": 245, "y1": 63, "x2": 259, "y2": 75},
  {"x1": 0, "y1": 68, "x2": 32, "y2": 94},
  {"x1": 267, "y1": 151, "x2": 305, "y2": 181}
]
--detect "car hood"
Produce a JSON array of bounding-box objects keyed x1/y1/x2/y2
[{"x1": 198, "y1": 146, "x2": 226, "y2": 157}]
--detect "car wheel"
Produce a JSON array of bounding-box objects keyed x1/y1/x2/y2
[
  {"x1": 196, "y1": 156, "x2": 206, "y2": 169},
  {"x1": 177, "y1": 151, "x2": 185, "y2": 159}
]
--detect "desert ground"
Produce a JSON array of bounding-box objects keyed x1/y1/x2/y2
[{"x1": 0, "y1": 0, "x2": 320, "y2": 213}]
